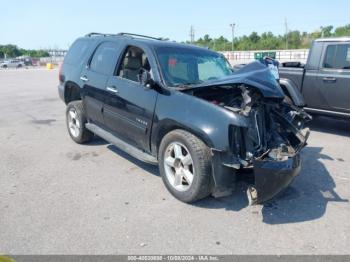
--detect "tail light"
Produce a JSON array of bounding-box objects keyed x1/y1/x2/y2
[{"x1": 58, "y1": 63, "x2": 64, "y2": 84}]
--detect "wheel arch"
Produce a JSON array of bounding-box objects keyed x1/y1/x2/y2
[
  {"x1": 154, "y1": 120, "x2": 236, "y2": 199},
  {"x1": 152, "y1": 120, "x2": 215, "y2": 159},
  {"x1": 64, "y1": 81, "x2": 82, "y2": 104},
  {"x1": 279, "y1": 78, "x2": 306, "y2": 107}
]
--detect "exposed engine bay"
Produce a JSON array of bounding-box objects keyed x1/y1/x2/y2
[{"x1": 187, "y1": 84, "x2": 310, "y2": 160}]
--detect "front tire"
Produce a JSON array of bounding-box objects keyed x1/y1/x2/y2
[
  {"x1": 66, "y1": 101, "x2": 94, "y2": 144},
  {"x1": 159, "y1": 129, "x2": 212, "y2": 203}
]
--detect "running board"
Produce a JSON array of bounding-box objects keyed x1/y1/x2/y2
[{"x1": 85, "y1": 123, "x2": 158, "y2": 165}]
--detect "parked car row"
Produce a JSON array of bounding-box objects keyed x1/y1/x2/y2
[
  {"x1": 0, "y1": 57, "x2": 45, "y2": 68},
  {"x1": 0, "y1": 59, "x2": 25, "y2": 68}
]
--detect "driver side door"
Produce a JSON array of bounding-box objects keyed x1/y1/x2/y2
[{"x1": 103, "y1": 45, "x2": 158, "y2": 152}]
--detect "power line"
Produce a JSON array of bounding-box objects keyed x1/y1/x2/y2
[
  {"x1": 189, "y1": 25, "x2": 195, "y2": 43},
  {"x1": 230, "y1": 23, "x2": 236, "y2": 52},
  {"x1": 285, "y1": 18, "x2": 289, "y2": 49}
]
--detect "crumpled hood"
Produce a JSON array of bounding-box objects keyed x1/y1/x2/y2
[{"x1": 187, "y1": 61, "x2": 285, "y2": 99}]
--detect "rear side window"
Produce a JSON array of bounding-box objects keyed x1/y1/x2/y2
[
  {"x1": 323, "y1": 44, "x2": 350, "y2": 69},
  {"x1": 89, "y1": 42, "x2": 119, "y2": 75},
  {"x1": 64, "y1": 39, "x2": 90, "y2": 65},
  {"x1": 334, "y1": 45, "x2": 350, "y2": 69}
]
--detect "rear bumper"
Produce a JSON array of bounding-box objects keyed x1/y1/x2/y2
[{"x1": 248, "y1": 153, "x2": 301, "y2": 204}]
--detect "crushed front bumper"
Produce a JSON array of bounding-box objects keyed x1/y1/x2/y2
[{"x1": 247, "y1": 153, "x2": 301, "y2": 205}]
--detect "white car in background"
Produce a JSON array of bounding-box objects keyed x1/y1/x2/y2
[{"x1": 0, "y1": 59, "x2": 25, "y2": 68}]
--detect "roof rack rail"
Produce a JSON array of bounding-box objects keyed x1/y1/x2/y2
[
  {"x1": 85, "y1": 32, "x2": 163, "y2": 41},
  {"x1": 116, "y1": 32, "x2": 163, "y2": 40},
  {"x1": 85, "y1": 32, "x2": 119, "y2": 37}
]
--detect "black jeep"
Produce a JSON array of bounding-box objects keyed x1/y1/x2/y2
[{"x1": 58, "y1": 32, "x2": 310, "y2": 204}]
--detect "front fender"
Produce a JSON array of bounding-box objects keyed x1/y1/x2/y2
[{"x1": 150, "y1": 90, "x2": 250, "y2": 155}]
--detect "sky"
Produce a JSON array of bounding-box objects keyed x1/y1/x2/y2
[{"x1": 0, "y1": 0, "x2": 349, "y2": 49}]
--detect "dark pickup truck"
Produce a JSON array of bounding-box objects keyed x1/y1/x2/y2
[{"x1": 279, "y1": 37, "x2": 350, "y2": 118}]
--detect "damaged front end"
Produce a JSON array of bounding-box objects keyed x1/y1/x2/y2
[
  {"x1": 230, "y1": 86, "x2": 310, "y2": 204},
  {"x1": 236, "y1": 84, "x2": 311, "y2": 205},
  {"x1": 245, "y1": 97, "x2": 310, "y2": 204},
  {"x1": 185, "y1": 62, "x2": 311, "y2": 204}
]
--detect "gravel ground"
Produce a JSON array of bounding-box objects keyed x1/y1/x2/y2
[{"x1": 0, "y1": 69, "x2": 349, "y2": 255}]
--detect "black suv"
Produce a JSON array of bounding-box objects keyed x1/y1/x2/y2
[{"x1": 58, "y1": 33, "x2": 310, "y2": 204}]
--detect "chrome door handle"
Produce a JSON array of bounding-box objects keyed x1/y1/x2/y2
[
  {"x1": 323, "y1": 77, "x2": 336, "y2": 83},
  {"x1": 80, "y1": 75, "x2": 89, "y2": 82},
  {"x1": 106, "y1": 86, "x2": 118, "y2": 93}
]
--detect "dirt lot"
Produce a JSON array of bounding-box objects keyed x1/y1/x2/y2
[{"x1": 0, "y1": 69, "x2": 349, "y2": 255}]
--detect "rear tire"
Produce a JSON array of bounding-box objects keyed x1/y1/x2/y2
[
  {"x1": 159, "y1": 129, "x2": 212, "y2": 203},
  {"x1": 66, "y1": 101, "x2": 94, "y2": 144}
]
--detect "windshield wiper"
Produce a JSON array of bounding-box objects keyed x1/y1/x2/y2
[{"x1": 173, "y1": 81, "x2": 203, "y2": 89}]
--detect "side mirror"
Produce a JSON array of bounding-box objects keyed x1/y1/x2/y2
[{"x1": 138, "y1": 68, "x2": 154, "y2": 89}]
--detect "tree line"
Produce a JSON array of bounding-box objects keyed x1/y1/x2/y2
[
  {"x1": 0, "y1": 44, "x2": 50, "y2": 59},
  {"x1": 192, "y1": 24, "x2": 350, "y2": 51}
]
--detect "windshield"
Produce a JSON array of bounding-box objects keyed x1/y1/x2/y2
[{"x1": 155, "y1": 46, "x2": 232, "y2": 87}]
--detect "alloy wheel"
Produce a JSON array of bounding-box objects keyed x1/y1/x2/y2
[
  {"x1": 163, "y1": 142, "x2": 194, "y2": 191},
  {"x1": 67, "y1": 108, "x2": 80, "y2": 137}
]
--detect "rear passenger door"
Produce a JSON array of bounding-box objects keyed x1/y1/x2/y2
[
  {"x1": 316, "y1": 43, "x2": 350, "y2": 112},
  {"x1": 81, "y1": 42, "x2": 121, "y2": 126},
  {"x1": 103, "y1": 45, "x2": 158, "y2": 152}
]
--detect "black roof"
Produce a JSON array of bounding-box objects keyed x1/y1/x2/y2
[{"x1": 83, "y1": 32, "x2": 217, "y2": 54}]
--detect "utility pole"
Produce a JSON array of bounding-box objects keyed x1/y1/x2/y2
[
  {"x1": 189, "y1": 25, "x2": 195, "y2": 44},
  {"x1": 320, "y1": 26, "x2": 324, "y2": 38},
  {"x1": 230, "y1": 23, "x2": 236, "y2": 52},
  {"x1": 284, "y1": 18, "x2": 288, "y2": 50}
]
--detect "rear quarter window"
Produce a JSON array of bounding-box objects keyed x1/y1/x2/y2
[
  {"x1": 89, "y1": 42, "x2": 120, "y2": 75},
  {"x1": 64, "y1": 39, "x2": 91, "y2": 65}
]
